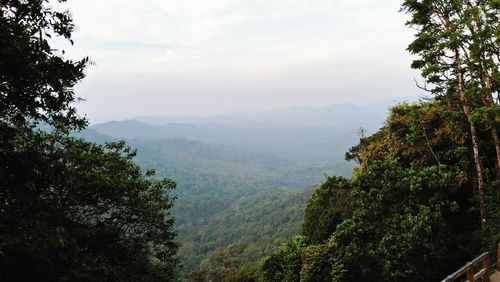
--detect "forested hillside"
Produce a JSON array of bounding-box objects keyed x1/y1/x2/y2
[
  {"x1": 261, "y1": 101, "x2": 496, "y2": 281},
  {"x1": 80, "y1": 102, "x2": 392, "y2": 273},
  {"x1": 90, "y1": 102, "x2": 391, "y2": 162},
  {"x1": 179, "y1": 187, "x2": 313, "y2": 272},
  {"x1": 3, "y1": 0, "x2": 497, "y2": 281},
  {"x1": 79, "y1": 128, "x2": 319, "y2": 271},
  {"x1": 259, "y1": 1, "x2": 500, "y2": 281}
]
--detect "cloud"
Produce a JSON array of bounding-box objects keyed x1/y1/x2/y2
[{"x1": 51, "y1": 0, "x2": 422, "y2": 121}]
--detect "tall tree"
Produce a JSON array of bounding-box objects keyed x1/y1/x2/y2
[
  {"x1": 401, "y1": 0, "x2": 500, "y2": 231},
  {"x1": 0, "y1": 0, "x2": 87, "y2": 129},
  {"x1": 269, "y1": 101, "x2": 483, "y2": 281},
  {"x1": 0, "y1": 0, "x2": 179, "y2": 280}
]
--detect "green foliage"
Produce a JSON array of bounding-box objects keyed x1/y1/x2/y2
[
  {"x1": 0, "y1": 1, "x2": 179, "y2": 280},
  {"x1": 0, "y1": 0, "x2": 88, "y2": 129},
  {"x1": 178, "y1": 187, "x2": 313, "y2": 273},
  {"x1": 348, "y1": 101, "x2": 473, "y2": 171},
  {"x1": 260, "y1": 236, "x2": 306, "y2": 282},
  {"x1": 254, "y1": 2, "x2": 500, "y2": 280},
  {"x1": 0, "y1": 127, "x2": 179, "y2": 281},
  {"x1": 401, "y1": 0, "x2": 499, "y2": 230},
  {"x1": 185, "y1": 247, "x2": 259, "y2": 282},
  {"x1": 299, "y1": 239, "x2": 339, "y2": 282},
  {"x1": 259, "y1": 101, "x2": 493, "y2": 281},
  {"x1": 332, "y1": 161, "x2": 467, "y2": 281},
  {"x1": 402, "y1": 0, "x2": 499, "y2": 98},
  {"x1": 469, "y1": 106, "x2": 500, "y2": 125},
  {"x1": 80, "y1": 129, "x2": 317, "y2": 273},
  {"x1": 335, "y1": 102, "x2": 486, "y2": 280},
  {"x1": 302, "y1": 176, "x2": 352, "y2": 244}
]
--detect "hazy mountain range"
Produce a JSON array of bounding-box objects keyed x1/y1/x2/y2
[
  {"x1": 77, "y1": 100, "x2": 402, "y2": 271},
  {"x1": 89, "y1": 101, "x2": 396, "y2": 162},
  {"x1": 131, "y1": 102, "x2": 393, "y2": 127}
]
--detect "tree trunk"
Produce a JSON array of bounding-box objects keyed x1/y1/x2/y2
[
  {"x1": 482, "y1": 80, "x2": 500, "y2": 177},
  {"x1": 468, "y1": 117, "x2": 488, "y2": 232},
  {"x1": 490, "y1": 122, "x2": 500, "y2": 177},
  {"x1": 455, "y1": 51, "x2": 488, "y2": 231},
  {"x1": 468, "y1": 3, "x2": 500, "y2": 177}
]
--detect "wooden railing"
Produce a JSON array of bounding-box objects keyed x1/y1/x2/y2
[{"x1": 442, "y1": 244, "x2": 500, "y2": 282}]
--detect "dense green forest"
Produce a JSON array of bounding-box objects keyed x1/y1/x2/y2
[
  {"x1": 258, "y1": 1, "x2": 500, "y2": 281},
  {"x1": 2, "y1": 0, "x2": 499, "y2": 281},
  {"x1": 261, "y1": 101, "x2": 499, "y2": 281},
  {"x1": 77, "y1": 127, "x2": 338, "y2": 272},
  {"x1": 78, "y1": 97, "x2": 397, "y2": 274},
  {"x1": 180, "y1": 187, "x2": 313, "y2": 273}
]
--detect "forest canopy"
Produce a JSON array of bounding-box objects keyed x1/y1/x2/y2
[
  {"x1": 261, "y1": 98, "x2": 500, "y2": 281},
  {"x1": 1, "y1": 0, "x2": 499, "y2": 281},
  {"x1": 259, "y1": 0, "x2": 499, "y2": 281},
  {"x1": 0, "y1": 1, "x2": 179, "y2": 280}
]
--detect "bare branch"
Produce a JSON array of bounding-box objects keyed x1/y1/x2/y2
[{"x1": 414, "y1": 79, "x2": 433, "y2": 93}]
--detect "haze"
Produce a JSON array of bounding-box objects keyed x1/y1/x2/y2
[{"x1": 55, "y1": 0, "x2": 423, "y2": 123}]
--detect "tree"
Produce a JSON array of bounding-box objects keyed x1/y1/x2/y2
[
  {"x1": 260, "y1": 236, "x2": 306, "y2": 282},
  {"x1": 0, "y1": 134, "x2": 179, "y2": 281},
  {"x1": 332, "y1": 160, "x2": 469, "y2": 281},
  {"x1": 299, "y1": 240, "x2": 340, "y2": 282},
  {"x1": 265, "y1": 101, "x2": 485, "y2": 281},
  {"x1": 335, "y1": 102, "x2": 488, "y2": 280},
  {"x1": 0, "y1": 0, "x2": 179, "y2": 280},
  {"x1": 0, "y1": 0, "x2": 88, "y2": 129},
  {"x1": 401, "y1": 0, "x2": 500, "y2": 231},
  {"x1": 302, "y1": 176, "x2": 352, "y2": 244},
  {"x1": 185, "y1": 246, "x2": 259, "y2": 282}
]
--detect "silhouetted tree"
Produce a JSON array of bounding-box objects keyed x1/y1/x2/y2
[{"x1": 0, "y1": 1, "x2": 179, "y2": 280}]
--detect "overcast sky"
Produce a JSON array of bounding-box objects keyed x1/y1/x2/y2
[{"x1": 55, "y1": 0, "x2": 424, "y2": 123}]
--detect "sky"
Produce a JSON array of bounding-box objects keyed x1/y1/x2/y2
[{"x1": 54, "y1": 0, "x2": 424, "y2": 123}]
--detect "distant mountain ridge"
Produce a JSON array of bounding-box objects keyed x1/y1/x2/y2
[
  {"x1": 89, "y1": 101, "x2": 397, "y2": 166},
  {"x1": 86, "y1": 101, "x2": 403, "y2": 189},
  {"x1": 131, "y1": 101, "x2": 396, "y2": 128},
  {"x1": 80, "y1": 100, "x2": 405, "y2": 272},
  {"x1": 77, "y1": 127, "x2": 345, "y2": 191}
]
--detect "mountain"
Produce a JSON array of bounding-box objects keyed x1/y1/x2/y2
[
  {"x1": 132, "y1": 101, "x2": 397, "y2": 128},
  {"x1": 77, "y1": 129, "x2": 322, "y2": 271},
  {"x1": 92, "y1": 121, "x2": 356, "y2": 162},
  {"x1": 80, "y1": 101, "x2": 396, "y2": 272},
  {"x1": 78, "y1": 128, "x2": 339, "y2": 190},
  {"x1": 91, "y1": 102, "x2": 395, "y2": 163}
]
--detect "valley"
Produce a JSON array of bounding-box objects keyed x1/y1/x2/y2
[{"x1": 79, "y1": 102, "x2": 392, "y2": 272}]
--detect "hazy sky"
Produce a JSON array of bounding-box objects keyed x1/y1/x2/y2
[{"x1": 55, "y1": 0, "x2": 424, "y2": 122}]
